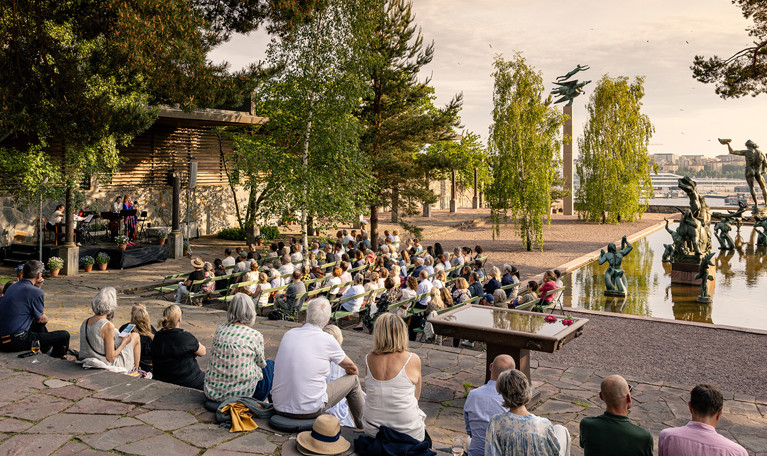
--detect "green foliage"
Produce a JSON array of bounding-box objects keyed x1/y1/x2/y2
[
  {"x1": 47, "y1": 256, "x2": 64, "y2": 270},
  {"x1": 486, "y1": 53, "x2": 565, "y2": 252},
  {"x1": 422, "y1": 131, "x2": 492, "y2": 193},
  {"x1": 259, "y1": 226, "x2": 281, "y2": 241},
  {"x1": 95, "y1": 252, "x2": 111, "y2": 264},
  {"x1": 81, "y1": 256, "x2": 95, "y2": 266},
  {"x1": 218, "y1": 227, "x2": 247, "y2": 241},
  {"x1": 576, "y1": 75, "x2": 654, "y2": 224},
  {"x1": 358, "y1": 0, "x2": 462, "y2": 245},
  {"x1": 691, "y1": 0, "x2": 767, "y2": 98}
]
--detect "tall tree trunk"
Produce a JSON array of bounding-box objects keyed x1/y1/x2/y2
[
  {"x1": 391, "y1": 187, "x2": 399, "y2": 222},
  {"x1": 370, "y1": 204, "x2": 379, "y2": 251},
  {"x1": 307, "y1": 215, "x2": 315, "y2": 237},
  {"x1": 246, "y1": 196, "x2": 258, "y2": 245},
  {"x1": 301, "y1": 89, "x2": 315, "y2": 259}
]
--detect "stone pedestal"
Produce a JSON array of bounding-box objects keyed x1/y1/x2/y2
[
  {"x1": 562, "y1": 105, "x2": 574, "y2": 216},
  {"x1": 472, "y1": 197, "x2": 479, "y2": 209},
  {"x1": 167, "y1": 231, "x2": 184, "y2": 259},
  {"x1": 671, "y1": 262, "x2": 715, "y2": 296},
  {"x1": 60, "y1": 245, "x2": 79, "y2": 276},
  {"x1": 449, "y1": 200, "x2": 456, "y2": 213}
]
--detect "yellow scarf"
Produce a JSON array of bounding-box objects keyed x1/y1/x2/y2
[{"x1": 221, "y1": 402, "x2": 258, "y2": 432}]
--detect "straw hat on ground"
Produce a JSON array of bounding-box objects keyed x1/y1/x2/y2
[
  {"x1": 191, "y1": 257, "x2": 204, "y2": 269},
  {"x1": 296, "y1": 415, "x2": 350, "y2": 455}
]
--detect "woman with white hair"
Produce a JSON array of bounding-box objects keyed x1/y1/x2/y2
[
  {"x1": 485, "y1": 369, "x2": 570, "y2": 456},
  {"x1": 205, "y1": 293, "x2": 274, "y2": 402},
  {"x1": 340, "y1": 273, "x2": 366, "y2": 312},
  {"x1": 79, "y1": 287, "x2": 141, "y2": 372}
]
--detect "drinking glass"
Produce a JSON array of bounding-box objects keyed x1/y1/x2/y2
[{"x1": 30, "y1": 339, "x2": 41, "y2": 354}]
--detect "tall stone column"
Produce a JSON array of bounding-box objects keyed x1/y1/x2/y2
[
  {"x1": 450, "y1": 169, "x2": 457, "y2": 213},
  {"x1": 168, "y1": 171, "x2": 184, "y2": 258},
  {"x1": 563, "y1": 104, "x2": 574, "y2": 215},
  {"x1": 472, "y1": 167, "x2": 479, "y2": 209},
  {"x1": 61, "y1": 185, "x2": 79, "y2": 275}
]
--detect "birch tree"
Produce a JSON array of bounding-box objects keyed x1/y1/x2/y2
[{"x1": 486, "y1": 54, "x2": 565, "y2": 251}]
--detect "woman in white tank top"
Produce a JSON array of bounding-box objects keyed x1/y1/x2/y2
[{"x1": 363, "y1": 313, "x2": 426, "y2": 441}]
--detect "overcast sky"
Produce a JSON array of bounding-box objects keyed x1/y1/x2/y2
[{"x1": 209, "y1": 0, "x2": 762, "y2": 158}]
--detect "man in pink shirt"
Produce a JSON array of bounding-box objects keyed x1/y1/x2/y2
[{"x1": 659, "y1": 384, "x2": 748, "y2": 456}]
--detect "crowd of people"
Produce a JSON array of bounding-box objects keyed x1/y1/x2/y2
[{"x1": 0, "y1": 239, "x2": 751, "y2": 456}]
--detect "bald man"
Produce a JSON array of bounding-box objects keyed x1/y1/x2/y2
[
  {"x1": 579, "y1": 374, "x2": 653, "y2": 456},
  {"x1": 463, "y1": 355, "x2": 516, "y2": 456}
]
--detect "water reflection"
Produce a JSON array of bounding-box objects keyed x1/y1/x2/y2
[
  {"x1": 442, "y1": 306, "x2": 565, "y2": 337},
  {"x1": 563, "y1": 224, "x2": 767, "y2": 330}
]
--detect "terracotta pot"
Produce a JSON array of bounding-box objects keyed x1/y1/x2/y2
[
  {"x1": 50, "y1": 269, "x2": 60, "y2": 277},
  {"x1": 119, "y1": 244, "x2": 127, "y2": 251},
  {"x1": 257, "y1": 240, "x2": 263, "y2": 246},
  {"x1": 183, "y1": 250, "x2": 189, "y2": 256},
  {"x1": 16, "y1": 273, "x2": 23, "y2": 280},
  {"x1": 83, "y1": 264, "x2": 93, "y2": 272},
  {"x1": 158, "y1": 238, "x2": 166, "y2": 245},
  {"x1": 97, "y1": 263, "x2": 107, "y2": 271}
]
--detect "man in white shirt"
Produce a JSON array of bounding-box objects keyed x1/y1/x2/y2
[
  {"x1": 340, "y1": 274, "x2": 365, "y2": 312},
  {"x1": 415, "y1": 270, "x2": 433, "y2": 308},
  {"x1": 278, "y1": 255, "x2": 294, "y2": 276},
  {"x1": 221, "y1": 249, "x2": 236, "y2": 270},
  {"x1": 342, "y1": 230, "x2": 353, "y2": 246},
  {"x1": 272, "y1": 298, "x2": 364, "y2": 427},
  {"x1": 464, "y1": 355, "x2": 515, "y2": 456},
  {"x1": 311, "y1": 241, "x2": 320, "y2": 256}
]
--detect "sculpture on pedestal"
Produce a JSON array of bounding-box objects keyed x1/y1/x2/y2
[
  {"x1": 695, "y1": 252, "x2": 716, "y2": 303},
  {"x1": 551, "y1": 65, "x2": 591, "y2": 106},
  {"x1": 712, "y1": 201, "x2": 748, "y2": 232},
  {"x1": 599, "y1": 235, "x2": 632, "y2": 297},
  {"x1": 714, "y1": 219, "x2": 735, "y2": 250},
  {"x1": 718, "y1": 138, "x2": 767, "y2": 215},
  {"x1": 669, "y1": 176, "x2": 712, "y2": 262}
]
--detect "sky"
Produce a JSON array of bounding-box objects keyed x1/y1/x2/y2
[{"x1": 209, "y1": 0, "x2": 763, "y2": 158}]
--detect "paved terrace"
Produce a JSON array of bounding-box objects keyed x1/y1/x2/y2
[{"x1": 0, "y1": 211, "x2": 765, "y2": 455}]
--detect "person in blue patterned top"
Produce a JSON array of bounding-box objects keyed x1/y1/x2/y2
[
  {"x1": 204, "y1": 293, "x2": 274, "y2": 402},
  {"x1": 485, "y1": 369, "x2": 571, "y2": 456}
]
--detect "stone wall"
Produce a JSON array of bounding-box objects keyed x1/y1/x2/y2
[{"x1": 0, "y1": 183, "x2": 251, "y2": 247}]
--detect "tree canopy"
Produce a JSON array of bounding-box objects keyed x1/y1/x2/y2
[
  {"x1": 691, "y1": 0, "x2": 767, "y2": 97},
  {"x1": 486, "y1": 53, "x2": 565, "y2": 252},
  {"x1": 576, "y1": 75, "x2": 654, "y2": 224},
  {"x1": 357, "y1": 0, "x2": 462, "y2": 247}
]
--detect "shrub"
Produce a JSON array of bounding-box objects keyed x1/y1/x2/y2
[
  {"x1": 157, "y1": 231, "x2": 168, "y2": 239},
  {"x1": 116, "y1": 235, "x2": 129, "y2": 245},
  {"x1": 95, "y1": 252, "x2": 110, "y2": 264},
  {"x1": 47, "y1": 256, "x2": 64, "y2": 270},
  {"x1": 259, "y1": 225, "x2": 280, "y2": 240},
  {"x1": 217, "y1": 227, "x2": 246, "y2": 241},
  {"x1": 81, "y1": 256, "x2": 95, "y2": 266}
]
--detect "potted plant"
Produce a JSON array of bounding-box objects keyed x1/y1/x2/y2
[
  {"x1": 116, "y1": 235, "x2": 129, "y2": 251},
  {"x1": 255, "y1": 234, "x2": 264, "y2": 246},
  {"x1": 81, "y1": 255, "x2": 95, "y2": 272},
  {"x1": 183, "y1": 241, "x2": 189, "y2": 256},
  {"x1": 47, "y1": 256, "x2": 63, "y2": 277},
  {"x1": 95, "y1": 252, "x2": 110, "y2": 271},
  {"x1": 157, "y1": 231, "x2": 168, "y2": 245},
  {"x1": 16, "y1": 264, "x2": 23, "y2": 280}
]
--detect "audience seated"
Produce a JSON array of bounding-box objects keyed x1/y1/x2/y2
[
  {"x1": 464, "y1": 355, "x2": 516, "y2": 456},
  {"x1": 222, "y1": 248, "x2": 236, "y2": 269},
  {"x1": 175, "y1": 257, "x2": 206, "y2": 303},
  {"x1": 275, "y1": 271, "x2": 306, "y2": 314},
  {"x1": 484, "y1": 267, "x2": 502, "y2": 295},
  {"x1": 492, "y1": 289, "x2": 508, "y2": 308},
  {"x1": 501, "y1": 265, "x2": 520, "y2": 300},
  {"x1": 485, "y1": 369, "x2": 571, "y2": 456},
  {"x1": 118, "y1": 303, "x2": 156, "y2": 374},
  {"x1": 469, "y1": 272, "x2": 484, "y2": 298},
  {"x1": 79, "y1": 287, "x2": 141, "y2": 373},
  {"x1": 322, "y1": 325, "x2": 358, "y2": 427},
  {"x1": 539, "y1": 270, "x2": 558, "y2": 304},
  {"x1": 659, "y1": 384, "x2": 748, "y2": 456},
  {"x1": 363, "y1": 313, "x2": 426, "y2": 440},
  {"x1": 340, "y1": 273, "x2": 366, "y2": 312},
  {"x1": 513, "y1": 281, "x2": 539, "y2": 307},
  {"x1": 205, "y1": 293, "x2": 274, "y2": 402},
  {"x1": 151, "y1": 304, "x2": 206, "y2": 390},
  {"x1": 271, "y1": 298, "x2": 364, "y2": 427},
  {"x1": 579, "y1": 374, "x2": 652, "y2": 456},
  {"x1": 0, "y1": 260, "x2": 70, "y2": 358}
]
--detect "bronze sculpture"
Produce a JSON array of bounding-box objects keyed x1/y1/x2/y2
[
  {"x1": 755, "y1": 215, "x2": 767, "y2": 246},
  {"x1": 599, "y1": 235, "x2": 632, "y2": 297},
  {"x1": 718, "y1": 138, "x2": 767, "y2": 213},
  {"x1": 694, "y1": 252, "x2": 716, "y2": 303},
  {"x1": 671, "y1": 176, "x2": 712, "y2": 262},
  {"x1": 551, "y1": 65, "x2": 591, "y2": 106},
  {"x1": 714, "y1": 219, "x2": 735, "y2": 250},
  {"x1": 662, "y1": 218, "x2": 680, "y2": 263}
]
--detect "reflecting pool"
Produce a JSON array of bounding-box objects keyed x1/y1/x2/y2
[{"x1": 562, "y1": 224, "x2": 767, "y2": 331}]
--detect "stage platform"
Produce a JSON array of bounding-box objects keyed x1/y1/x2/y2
[{"x1": 1, "y1": 241, "x2": 168, "y2": 270}]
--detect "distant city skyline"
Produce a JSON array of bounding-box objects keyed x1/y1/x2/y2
[{"x1": 209, "y1": 0, "x2": 764, "y2": 158}]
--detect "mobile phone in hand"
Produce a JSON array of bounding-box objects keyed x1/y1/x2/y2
[{"x1": 119, "y1": 324, "x2": 135, "y2": 338}]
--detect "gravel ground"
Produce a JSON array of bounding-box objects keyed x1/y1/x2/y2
[{"x1": 532, "y1": 311, "x2": 767, "y2": 399}]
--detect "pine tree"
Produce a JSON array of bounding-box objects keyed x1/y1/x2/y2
[
  {"x1": 486, "y1": 53, "x2": 565, "y2": 252},
  {"x1": 576, "y1": 75, "x2": 654, "y2": 224},
  {"x1": 357, "y1": 0, "x2": 462, "y2": 248}
]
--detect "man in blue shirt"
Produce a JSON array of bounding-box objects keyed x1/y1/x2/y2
[
  {"x1": 463, "y1": 354, "x2": 516, "y2": 456},
  {"x1": 0, "y1": 260, "x2": 70, "y2": 358},
  {"x1": 468, "y1": 272, "x2": 484, "y2": 298}
]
